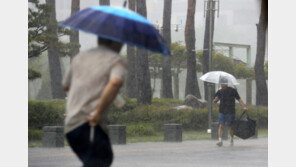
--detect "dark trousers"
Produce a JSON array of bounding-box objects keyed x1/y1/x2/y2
[{"x1": 66, "y1": 123, "x2": 113, "y2": 167}]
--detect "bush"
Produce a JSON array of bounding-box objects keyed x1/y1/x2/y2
[
  {"x1": 28, "y1": 99, "x2": 66, "y2": 129},
  {"x1": 126, "y1": 124, "x2": 156, "y2": 137},
  {"x1": 28, "y1": 129, "x2": 42, "y2": 140},
  {"x1": 28, "y1": 68, "x2": 41, "y2": 80},
  {"x1": 28, "y1": 98, "x2": 268, "y2": 133},
  {"x1": 152, "y1": 98, "x2": 183, "y2": 106},
  {"x1": 107, "y1": 104, "x2": 268, "y2": 131}
]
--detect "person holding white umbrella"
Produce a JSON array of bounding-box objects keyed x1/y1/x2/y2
[
  {"x1": 200, "y1": 71, "x2": 247, "y2": 147},
  {"x1": 212, "y1": 76, "x2": 247, "y2": 147}
]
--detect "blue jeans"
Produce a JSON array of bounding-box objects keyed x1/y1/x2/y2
[{"x1": 219, "y1": 113, "x2": 235, "y2": 126}]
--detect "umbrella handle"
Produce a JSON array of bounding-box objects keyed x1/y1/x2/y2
[{"x1": 90, "y1": 126, "x2": 95, "y2": 143}]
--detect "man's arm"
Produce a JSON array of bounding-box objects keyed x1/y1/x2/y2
[
  {"x1": 87, "y1": 78, "x2": 123, "y2": 126},
  {"x1": 213, "y1": 96, "x2": 219, "y2": 104},
  {"x1": 238, "y1": 98, "x2": 247, "y2": 112},
  {"x1": 62, "y1": 65, "x2": 72, "y2": 92}
]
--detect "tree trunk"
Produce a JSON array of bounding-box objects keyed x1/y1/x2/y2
[
  {"x1": 255, "y1": 0, "x2": 268, "y2": 106},
  {"x1": 136, "y1": 0, "x2": 152, "y2": 105},
  {"x1": 99, "y1": 0, "x2": 110, "y2": 5},
  {"x1": 126, "y1": 0, "x2": 138, "y2": 98},
  {"x1": 173, "y1": 72, "x2": 179, "y2": 99},
  {"x1": 70, "y1": 0, "x2": 80, "y2": 60},
  {"x1": 46, "y1": 0, "x2": 66, "y2": 99},
  {"x1": 202, "y1": 1, "x2": 216, "y2": 100},
  {"x1": 184, "y1": 0, "x2": 201, "y2": 98},
  {"x1": 161, "y1": 0, "x2": 173, "y2": 98}
]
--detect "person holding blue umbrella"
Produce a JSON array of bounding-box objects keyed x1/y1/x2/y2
[{"x1": 61, "y1": 3, "x2": 169, "y2": 167}]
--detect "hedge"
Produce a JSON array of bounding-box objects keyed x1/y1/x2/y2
[
  {"x1": 28, "y1": 129, "x2": 42, "y2": 140},
  {"x1": 126, "y1": 123, "x2": 156, "y2": 137},
  {"x1": 28, "y1": 99, "x2": 65, "y2": 129},
  {"x1": 107, "y1": 105, "x2": 268, "y2": 131},
  {"x1": 28, "y1": 98, "x2": 268, "y2": 132}
]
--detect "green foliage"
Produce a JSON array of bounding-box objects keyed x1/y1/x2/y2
[
  {"x1": 28, "y1": 68, "x2": 41, "y2": 80},
  {"x1": 28, "y1": 98, "x2": 268, "y2": 133},
  {"x1": 149, "y1": 42, "x2": 187, "y2": 78},
  {"x1": 28, "y1": 129, "x2": 42, "y2": 140},
  {"x1": 197, "y1": 51, "x2": 234, "y2": 73},
  {"x1": 170, "y1": 41, "x2": 187, "y2": 69},
  {"x1": 196, "y1": 51, "x2": 255, "y2": 79},
  {"x1": 28, "y1": 0, "x2": 80, "y2": 59},
  {"x1": 234, "y1": 63, "x2": 255, "y2": 79},
  {"x1": 107, "y1": 104, "x2": 268, "y2": 131},
  {"x1": 126, "y1": 124, "x2": 156, "y2": 137},
  {"x1": 28, "y1": 99, "x2": 65, "y2": 129},
  {"x1": 151, "y1": 98, "x2": 183, "y2": 106}
]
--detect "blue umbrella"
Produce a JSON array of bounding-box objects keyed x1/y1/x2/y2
[{"x1": 61, "y1": 5, "x2": 169, "y2": 55}]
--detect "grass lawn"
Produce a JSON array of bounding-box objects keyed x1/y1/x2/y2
[
  {"x1": 127, "y1": 129, "x2": 268, "y2": 143},
  {"x1": 28, "y1": 129, "x2": 268, "y2": 147}
]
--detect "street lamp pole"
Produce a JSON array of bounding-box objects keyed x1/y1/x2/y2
[
  {"x1": 205, "y1": 0, "x2": 219, "y2": 132},
  {"x1": 207, "y1": 0, "x2": 213, "y2": 131}
]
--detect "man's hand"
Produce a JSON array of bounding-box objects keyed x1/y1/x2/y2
[
  {"x1": 86, "y1": 110, "x2": 101, "y2": 127},
  {"x1": 62, "y1": 85, "x2": 69, "y2": 92},
  {"x1": 243, "y1": 107, "x2": 247, "y2": 112},
  {"x1": 213, "y1": 97, "x2": 219, "y2": 104}
]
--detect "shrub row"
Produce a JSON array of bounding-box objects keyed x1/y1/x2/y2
[
  {"x1": 126, "y1": 123, "x2": 156, "y2": 137},
  {"x1": 28, "y1": 99, "x2": 65, "y2": 129},
  {"x1": 28, "y1": 98, "x2": 268, "y2": 132},
  {"x1": 28, "y1": 129, "x2": 42, "y2": 140},
  {"x1": 107, "y1": 105, "x2": 268, "y2": 131}
]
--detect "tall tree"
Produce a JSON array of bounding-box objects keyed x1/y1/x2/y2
[
  {"x1": 136, "y1": 0, "x2": 152, "y2": 104},
  {"x1": 99, "y1": 0, "x2": 110, "y2": 5},
  {"x1": 70, "y1": 0, "x2": 80, "y2": 59},
  {"x1": 126, "y1": 0, "x2": 138, "y2": 98},
  {"x1": 161, "y1": 0, "x2": 173, "y2": 98},
  {"x1": 184, "y1": 0, "x2": 201, "y2": 98},
  {"x1": 29, "y1": 0, "x2": 78, "y2": 98},
  {"x1": 202, "y1": 0, "x2": 216, "y2": 100},
  {"x1": 255, "y1": 0, "x2": 268, "y2": 106},
  {"x1": 46, "y1": 0, "x2": 66, "y2": 98}
]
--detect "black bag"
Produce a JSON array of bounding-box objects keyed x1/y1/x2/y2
[{"x1": 233, "y1": 112, "x2": 257, "y2": 139}]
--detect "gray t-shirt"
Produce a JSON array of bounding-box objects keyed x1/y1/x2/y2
[{"x1": 63, "y1": 46, "x2": 127, "y2": 133}]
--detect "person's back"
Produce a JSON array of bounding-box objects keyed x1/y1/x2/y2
[
  {"x1": 64, "y1": 46, "x2": 126, "y2": 133},
  {"x1": 62, "y1": 37, "x2": 127, "y2": 167}
]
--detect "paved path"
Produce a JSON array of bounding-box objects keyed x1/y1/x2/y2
[{"x1": 29, "y1": 138, "x2": 267, "y2": 167}]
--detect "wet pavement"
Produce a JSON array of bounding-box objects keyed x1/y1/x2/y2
[{"x1": 29, "y1": 138, "x2": 267, "y2": 167}]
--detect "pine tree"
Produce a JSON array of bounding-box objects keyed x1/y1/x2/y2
[
  {"x1": 255, "y1": 0, "x2": 268, "y2": 106},
  {"x1": 69, "y1": 0, "x2": 80, "y2": 59},
  {"x1": 136, "y1": 0, "x2": 152, "y2": 104},
  {"x1": 161, "y1": 0, "x2": 173, "y2": 98},
  {"x1": 184, "y1": 0, "x2": 201, "y2": 98},
  {"x1": 126, "y1": 0, "x2": 138, "y2": 98},
  {"x1": 28, "y1": 0, "x2": 79, "y2": 98}
]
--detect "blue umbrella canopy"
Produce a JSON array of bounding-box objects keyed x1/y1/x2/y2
[{"x1": 61, "y1": 6, "x2": 169, "y2": 55}]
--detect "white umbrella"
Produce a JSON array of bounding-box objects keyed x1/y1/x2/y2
[{"x1": 199, "y1": 71, "x2": 239, "y2": 85}]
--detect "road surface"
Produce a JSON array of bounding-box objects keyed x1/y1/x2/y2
[{"x1": 29, "y1": 138, "x2": 267, "y2": 167}]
